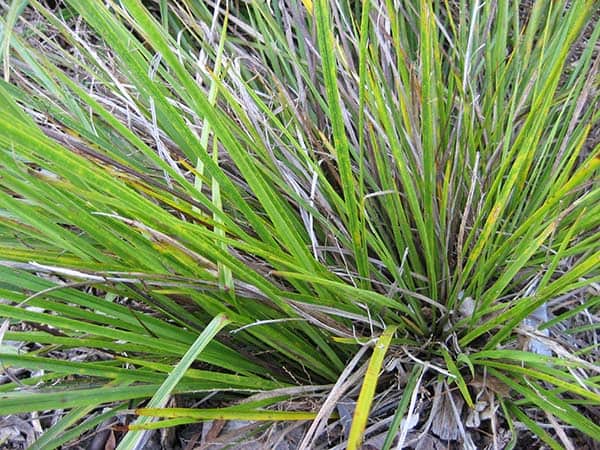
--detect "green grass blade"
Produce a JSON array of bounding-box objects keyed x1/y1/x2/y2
[
  {"x1": 116, "y1": 314, "x2": 231, "y2": 450},
  {"x1": 347, "y1": 325, "x2": 397, "y2": 450}
]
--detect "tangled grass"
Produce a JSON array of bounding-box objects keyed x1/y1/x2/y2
[{"x1": 0, "y1": 1, "x2": 599, "y2": 448}]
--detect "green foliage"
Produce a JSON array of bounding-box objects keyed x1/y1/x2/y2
[{"x1": 0, "y1": 0, "x2": 598, "y2": 447}]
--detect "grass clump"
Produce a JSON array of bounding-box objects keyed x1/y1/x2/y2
[{"x1": 0, "y1": 0, "x2": 599, "y2": 448}]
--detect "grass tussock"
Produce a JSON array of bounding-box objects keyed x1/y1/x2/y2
[{"x1": 0, "y1": 0, "x2": 599, "y2": 448}]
